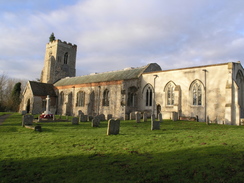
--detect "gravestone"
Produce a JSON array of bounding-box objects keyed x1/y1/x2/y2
[
  {"x1": 158, "y1": 113, "x2": 163, "y2": 122},
  {"x1": 72, "y1": 117, "x2": 79, "y2": 125},
  {"x1": 78, "y1": 110, "x2": 84, "y2": 116},
  {"x1": 151, "y1": 121, "x2": 160, "y2": 130},
  {"x1": 21, "y1": 110, "x2": 27, "y2": 115},
  {"x1": 92, "y1": 116, "x2": 100, "y2": 127},
  {"x1": 135, "y1": 112, "x2": 141, "y2": 123},
  {"x1": 22, "y1": 115, "x2": 33, "y2": 126},
  {"x1": 107, "y1": 114, "x2": 113, "y2": 120},
  {"x1": 107, "y1": 119, "x2": 120, "y2": 135},
  {"x1": 151, "y1": 114, "x2": 155, "y2": 122},
  {"x1": 143, "y1": 112, "x2": 147, "y2": 122},
  {"x1": 125, "y1": 114, "x2": 129, "y2": 120},
  {"x1": 88, "y1": 116, "x2": 93, "y2": 121},
  {"x1": 172, "y1": 112, "x2": 178, "y2": 121},
  {"x1": 79, "y1": 114, "x2": 87, "y2": 122},
  {"x1": 130, "y1": 112, "x2": 135, "y2": 120},
  {"x1": 99, "y1": 114, "x2": 106, "y2": 121}
]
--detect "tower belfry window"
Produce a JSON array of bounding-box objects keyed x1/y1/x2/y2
[{"x1": 64, "y1": 52, "x2": 68, "y2": 64}]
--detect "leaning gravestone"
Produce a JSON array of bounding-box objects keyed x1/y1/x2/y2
[
  {"x1": 92, "y1": 116, "x2": 100, "y2": 127},
  {"x1": 130, "y1": 112, "x2": 135, "y2": 120},
  {"x1": 107, "y1": 119, "x2": 120, "y2": 135},
  {"x1": 72, "y1": 117, "x2": 79, "y2": 125},
  {"x1": 22, "y1": 115, "x2": 33, "y2": 127}
]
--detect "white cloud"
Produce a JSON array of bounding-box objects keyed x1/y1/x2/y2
[{"x1": 1, "y1": 0, "x2": 244, "y2": 79}]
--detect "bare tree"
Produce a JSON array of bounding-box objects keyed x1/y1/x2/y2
[{"x1": 0, "y1": 73, "x2": 27, "y2": 112}]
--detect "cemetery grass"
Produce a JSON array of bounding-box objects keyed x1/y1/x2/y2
[{"x1": 0, "y1": 113, "x2": 244, "y2": 183}]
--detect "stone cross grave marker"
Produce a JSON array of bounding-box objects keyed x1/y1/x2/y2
[{"x1": 107, "y1": 119, "x2": 120, "y2": 135}]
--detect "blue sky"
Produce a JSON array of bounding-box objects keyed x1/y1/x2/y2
[{"x1": 1, "y1": 0, "x2": 244, "y2": 80}]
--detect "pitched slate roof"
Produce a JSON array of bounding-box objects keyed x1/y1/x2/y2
[
  {"x1": 29, "y1": 81, "x2": 56, "y2": 97},
  {"x1": 54, "y1": 63, "x2": 161, "y2": 87}
]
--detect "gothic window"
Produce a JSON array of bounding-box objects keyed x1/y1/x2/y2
[
  {"x1": 77, "y1": 91, "x2": 85, "y2": 107},
  {"x1": 127, "y1": 86, "x2": 137, "y2": 107},
  {"x1": 144, "y1": 85, "x2": 153, "y2": 106},
  {"x1": 165, "y1": 82, "x2": 175, "y2": 106},
  {"x1": 191, "y1": 81, "x2": 202, "y2": 106},
  {"x1": 64, "y1": 52, "x2": 68, "y2": 64},
  {"x1": 102, "y1": 89, "x2": 109, "y2": 106},
  {"x1": 60, "y1": 91, "x2": 64, "y2": 105}
]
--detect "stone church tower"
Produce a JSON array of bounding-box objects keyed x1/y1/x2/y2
[{"x1": 40, "y1": 36, "x2": 77, "y2": 84}]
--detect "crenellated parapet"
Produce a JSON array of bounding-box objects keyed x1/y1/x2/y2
[{"x1": 47, "y1": 39, "x2": 77, "y2": 48}]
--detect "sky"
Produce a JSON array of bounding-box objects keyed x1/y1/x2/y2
[{"x1": 1, "y1": 0, "x2": 244, "y2": 80}]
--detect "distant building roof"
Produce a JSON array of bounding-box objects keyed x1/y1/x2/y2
[
  {"x1": 54, "y1": 63, "x2": 161, "y2": 87},
  {"x1": 29, "y1": 81, "x2": 56, "y2": 97}
]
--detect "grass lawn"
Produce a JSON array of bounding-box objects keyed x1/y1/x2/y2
[{"x1": 0, "y1": 113, "x2": 244, "y2": 183}]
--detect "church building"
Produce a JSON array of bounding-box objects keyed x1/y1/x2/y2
[{"x1": 19, "y1": 37, "x2": 244, "y2": 125}]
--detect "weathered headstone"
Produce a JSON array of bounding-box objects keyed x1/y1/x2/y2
[
  {"x1": 99, "y1": 114, "x2": 106, "y2": 121},
  {"x1": 158, "y1": 113, "x2": 163, "y2": 122},
  {"x1": 21, "y1": 110, "x2": 27, "y2": 115},
  {"x1": 171, "y1": 112, "x2": 178, "y2": 121},
  {"x1": 22, "y1": 115, "x2": 34, "y2": 126},
  {"x1": 151, "y1": 121, "x2": 160, "y2": 130},
  {"x1": 78, "y1": 110, "x2": 84, "y2": 116},
  {"x1": 143, "y1": 112, "x2": 147, "y2": 122},
  {"x1": 79, "y1": 114, "x2": 87, "y2": 122},
  {"x1": 72, "y1": 117, "x2": 79, "y2": 125},
  {"x1": 125, "y1": 114, "x2": 129, "y2": 120},
  {"x1": 151, "y1": 114, "x2": 155, "y2": 122},
  {"x1": 92, "y1": 116, "x2": 100, "y2": 127},
  {"x1": 88, "y1": 116, "x2": 93, "y2": 121},
  {"x1": 107, "y1": 114, "x2": 113, "y2": 120},
  {"x1": 107, "y1": 119, "x2": 120, "y2": 135},
  {"x1": 135, "y1": 112, "x2": 141, "y2": 123},
  {"x1": 130, "y1": 112, "x2": 135, "y2": 120}
]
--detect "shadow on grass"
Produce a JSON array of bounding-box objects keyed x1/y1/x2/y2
[{"x1": 1, "y1": 146, "x2": 243, "y2": 183}]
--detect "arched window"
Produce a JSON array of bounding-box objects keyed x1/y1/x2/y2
[
  {"x1": 102, "y1": 89, "x2": 109, "y2": 106},
  {"x1": 165, "y1": 82, "x2": 175, "y2": 105},
  {"x1": 143, "y1": 85, "x2": 153, "y2": 106},
  {"x1": 190, "y1": 80, "x2": 202, "y2": 106},
  {"x1": 77, "y1": 91, "x2": 85, "y2": 107},
  {"x1": 64, "y1": 52, "x2": 68, "y2": 64},
  {"x1": 60, "y1": 91, "x2": 64, "y2": 105}
]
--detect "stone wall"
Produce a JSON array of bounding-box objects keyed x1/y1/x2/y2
[{"x1": 140, "y1": 62, "x2": 244, "y2": 125}]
